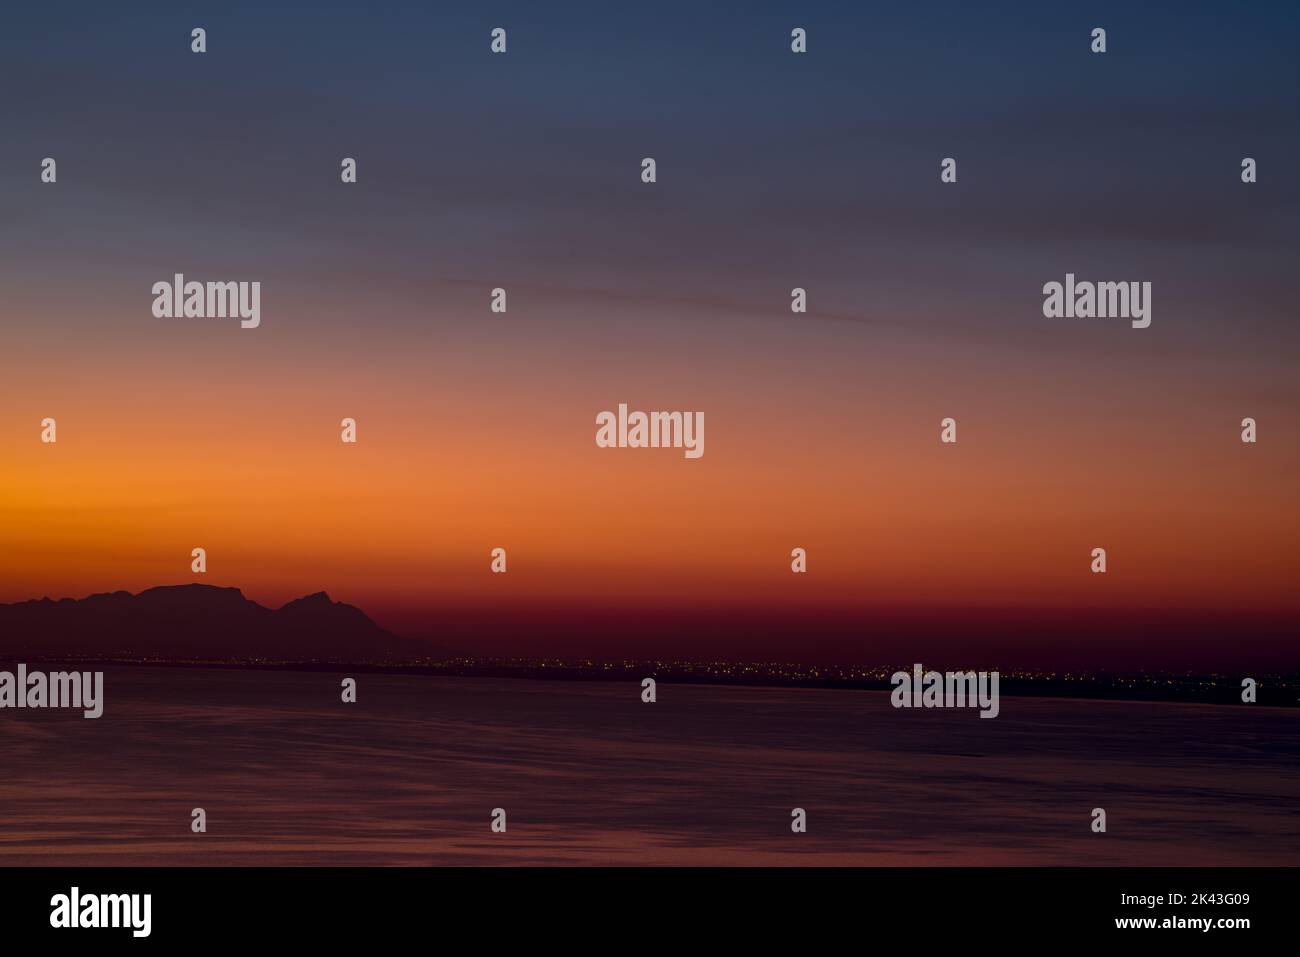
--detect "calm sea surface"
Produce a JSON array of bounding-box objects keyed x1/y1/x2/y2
[{"x1": 1, "y1": 667, "x2": 1296, "y2": 865}]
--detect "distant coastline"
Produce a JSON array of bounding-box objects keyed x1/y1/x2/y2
[
  {"x1": 9, "y1": 654, "x2": 1297, "y2": 708},
  {"x1": 5, "y1": 585, "x2": 1295, "y2": 707}
]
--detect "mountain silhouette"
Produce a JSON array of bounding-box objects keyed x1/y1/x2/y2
[{"x1": 0, "y1": 584, "x2": 430, "y2": 661}]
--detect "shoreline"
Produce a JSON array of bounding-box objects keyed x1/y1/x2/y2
[{"x1": 6, "y1": 656, "x2": 1296, "y2": 709}]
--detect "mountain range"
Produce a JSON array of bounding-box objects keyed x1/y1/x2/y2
[{"x1": 0, "y1": 584, "x2": 430, "y2": 661}]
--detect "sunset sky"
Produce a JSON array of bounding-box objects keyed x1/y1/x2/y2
[{"x1": 2, "y1": 2, "x2": 1297, "y2": 668}]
